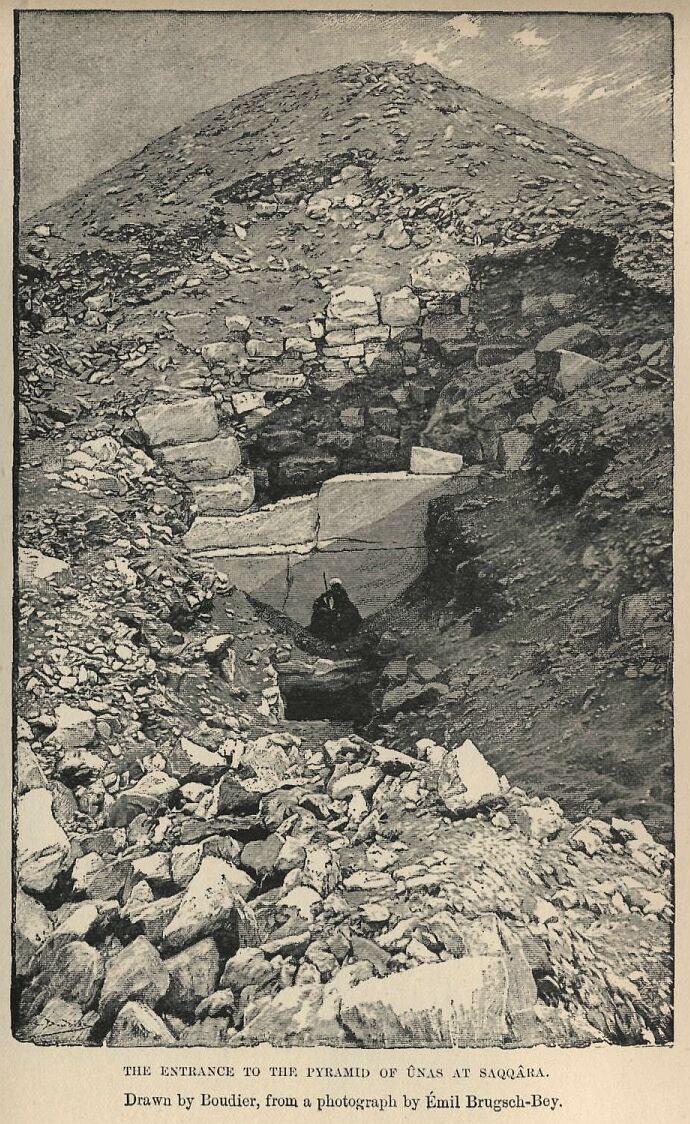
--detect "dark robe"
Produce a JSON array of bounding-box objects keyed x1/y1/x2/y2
[{"x1": 309, "y1": 585, "x2": 362, "y2": 642}]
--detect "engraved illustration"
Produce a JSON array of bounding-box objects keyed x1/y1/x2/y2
[{"x1": 14, "y1": 11, "x2": 673, "y2": 1048}]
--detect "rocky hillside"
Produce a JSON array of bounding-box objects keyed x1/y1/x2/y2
[{"x1": 15, "y1": 61, "x2": 673, "y2": 1047}]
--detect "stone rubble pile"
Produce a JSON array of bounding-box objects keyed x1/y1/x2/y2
[{"x1": 15, "y1": 632, "x2": 673, "y2": 1047}]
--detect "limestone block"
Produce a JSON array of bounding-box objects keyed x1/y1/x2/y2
[
  {"x1": 199, "y1": 553, "x2": 290, "y2": 606},
  {"x1": 326, "y1": 285, "x2": 379, "y2": 327},
  {"x1": 248, "y1": 371, "x2": 306, "y2": 390},
  {"x1": 201, "y1": 341, "x2": 244, "y2": 365},
  {"x1": 230, "y1": 391, "x2": 265, "y2": 415},
  {"x1": 354, "y1": 324, "x2": 391, "y2": 342},
  {"x1": 184, "y1": 494, "x2": 317, "y2": 552},
  {"x1": 535, "y1": 322, "x2": 604, "y2": 374},
  {"x1": 437, "y1": 739, "x2": 502, "y2": 814},
  {"x1": 318, "y1": 471, "x2": 476, "y2": 548},
  {"x1": 136, "y1": 396, "x2": 218, "y2": 447},
  {"x1": 410, "y1": 446, "x2": 464, "y2": 474},
  {"x1": 322, "y1": 344, "x2": 365, "y2": 359},
  {"x1": 190, "y1": 472, "x2": 255, "y2": 515},
  {"x1": 498, "y1": 431, "x2": 533, "y2": 471},
  {"x1": 246, "y1": 338, "x2": 284, "y2": 358},
  {"x1": 17, "y1": 788, "x2": 72, "y2": 893},
  {"x1": 159, "y1": 436, "x2": 241, "y2": 482},
  {"x1": 19, "y1": 549, "x2": 69, "y2": 587},
  {"x1": 552, "y1": 350, "x2": 606, "y2": 395},
  {"x1": 383, "y1": 219, "x2": 411, "y2": 250}
]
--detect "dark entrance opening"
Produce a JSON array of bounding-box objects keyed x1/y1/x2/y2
[{"x1": 279, "y1": 675, "x2": 375, "y2": 724}]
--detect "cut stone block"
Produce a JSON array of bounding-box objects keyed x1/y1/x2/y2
[
  {"x1": 354, "y1": 325, "x2": 391, "y2": 343},
  {"x1": 231, "y1": 390, "x2": 265, "y2": 415},
  {"x1": 410, "y1": 447, "x2": 464, "y2": 474},
  {"x1": 201, "y1": 341, "x2": 245, "y2": 365},
  {"x1": 184, "y1": 494, "x2": 318, "y2": 552},
  {"x1": 318, "y1": 471, "x2": 477, "y2": 548},
  {"x1": 159, "y1": 436, "x2": 241, "y2": 482},
  {"x1": 248, "y1": 371, "x2": 306, "y2": 390},
  {"x1": 136, "y1": 397, "x2": 218, "y2": 448},
  {"x1": 326, "y1": 285, "x2": 379, "y2": 327},
  {"x1": 246, "y1": 338, "x2": 284, "y2": 358},
  {"x1": 422, "y1": 311, "x2": 470, "y2": 342},
  {"x1": 190, "y1": 472, "x2": 255, "y2": 515}
]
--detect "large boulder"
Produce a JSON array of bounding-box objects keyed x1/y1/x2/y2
[
  {"x1": 330, "y1": 766, "x2": 383, "y2": 801},
  {"x1": 410, "y1": 250, "x2": 471, "y2": 295},
  {"x1": 99, "y1": 936, "x2": 170, "y2": 1024},
  {"x1": 235, "y1": 983, "x2": 344, "y2": 1046},
  {"x1": 383, "y1": 218, "x2": 411, "y2": 249},
  {"x1": 20, "y1": 940, "x2": 104, "y2": 1022},
  {"x1": 137, "y1": 396, "x2": 218, "y2": 447},
  {"x1": 552, "y1": 350, "x2": 606, "y2": 396},
  {"x1": 17, "y1": 741, "x2": 48, "y2": 793},
  {"x1": 339, "y1": 956, "x2": 508, "y2": 1047},
  {"x1": 18, "y1": 548, "x2": 69, "y2": 587},
  {"x1": 17, "y1": 788, "x2": 72, "y2": 893},
  {"x1": 326, "y1": 285, "x2": 379, "y2": 327},
  {"x1": 437, "y1": 739, "x2": 502, "y2": 815},
  {"x1": 511, "y1": 803, "x2": 564, "y2": 842},
  {"x1": 161, "y1": 938, "x2": 221, "y2": 1018},
  {"x1": 159, "y1": 435, "x2": 241, "y2": 482},
  {"x1": 239, "y1": 736, "x2": 291, "y2": 790},
  {"x1": 106, "y1": 1001, "x2": 176, "y2": 1046},
  {"x1": 15, "y1": 888, "x2": 53, "y2": 975},
  {"x1": 162, "y1": 857, "x2": 257, "y2": 951},
  {"x1": 19, "y1": 997, "x2": 98, "y2": 1045},
  {"x1": 53, "y1": 704, "x2": 96, "y2": 748},
  {"x1": 498, "y1": 430, "x2": 533, "y2": 471},
  {"x1": 165, "y1": 737, "x2": 227, "y2": 784},
  {"x1": 240, "y1": 836, "x2": 283, "y2": 883}
]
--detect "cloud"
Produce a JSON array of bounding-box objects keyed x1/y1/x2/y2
[
  {"x1": 447, "y1": 14, "x2": 482, "y2": 39},
  {"x1": 513, "y1": 26, "x2": 548, "y2": 49},
  {"x1": 412, "y1": 47, "x2": 445, "y2": 69},
  {"x1": 531, "y1": 74, "x2": 597, "y2": 108}
]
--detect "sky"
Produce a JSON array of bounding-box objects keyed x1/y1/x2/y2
[{"x1": 18, "y1": 11, "x2": 673, "y2": 216}]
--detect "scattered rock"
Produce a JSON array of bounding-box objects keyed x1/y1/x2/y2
[
  {"x1": 17, "y1": 788, "x2": 72, "y2": 893},
  {"x1": 437, "y1": 740, "x2": 502, "y2": 815}
]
